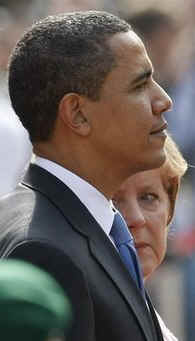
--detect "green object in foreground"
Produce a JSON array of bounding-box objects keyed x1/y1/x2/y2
[{"x1": 0, "y1": 259, "x2": 72, "y2": 341}]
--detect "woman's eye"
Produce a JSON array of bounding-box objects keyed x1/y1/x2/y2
[{"x1": 140, "y1": 193, "x2": 159, "y2": 202}]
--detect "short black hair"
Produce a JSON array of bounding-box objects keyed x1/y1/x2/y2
[{"x1": 9, "y1": 11, "x2": 131, "y2": 143}]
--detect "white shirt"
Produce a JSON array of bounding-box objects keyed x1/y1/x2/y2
[
  {"x1": 35, "y1": 157, "x2": 115, "y2": 239},
  {"x1": 156, "y1": 311, "x2": 178, "y2": 341}
]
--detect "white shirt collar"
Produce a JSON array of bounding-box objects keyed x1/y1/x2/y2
[{"x1": 34, "y1": 157, "x2": 115, "y2": 237}]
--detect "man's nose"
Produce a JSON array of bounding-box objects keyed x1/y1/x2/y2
[{"x1": 152, "y1": 82, "x2": 173, "y2": 116}]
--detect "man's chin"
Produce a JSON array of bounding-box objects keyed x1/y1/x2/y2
[
  {"x1": 146, "y1": 148, "x2": 166, "y2": 171},
  {"x1": 137, "y1": 153, "x2": 166, "y2": 174}
]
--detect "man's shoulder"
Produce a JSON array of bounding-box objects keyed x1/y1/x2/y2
[
  {"x1": 0, "y1": 183, "x2": 43, "y2": 216},
  {"x1": 0, "y1": 183, "x2": 64, "y2": 236},
  {"x1": 0, "y1": 182, "x2": 71, "y2": 257},
  {"x1": 0, "y1": 177, "x2": 62, "y2": 207},
  {"x1": 0, "y1": 184, "x2": 35, "y2": 213}
]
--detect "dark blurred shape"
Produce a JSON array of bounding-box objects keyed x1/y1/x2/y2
[
  {"x1": 0, "y1": 0, "x2": 33, "y2": 9},
  {"x1": 0, "y1": 259, "x2": 72, "y2": 341},
  {"x1": 0, "y1": 0, "x2": 47, "y2": 22},
  {"x1": 126, "y1": 9, "x2": 178, "y2": 40}
]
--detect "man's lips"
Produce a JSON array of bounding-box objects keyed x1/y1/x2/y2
[{"x1": 150, "y1": 122, "x2": 168, "y2": 135}]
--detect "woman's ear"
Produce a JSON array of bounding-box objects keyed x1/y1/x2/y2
[{"x1": 58, "y1": 93, "x2": 91, "y2": 136}]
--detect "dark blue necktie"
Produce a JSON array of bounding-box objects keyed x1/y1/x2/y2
[{"x1": 110, "y1": 212, "x2": 145, "y2": 298}]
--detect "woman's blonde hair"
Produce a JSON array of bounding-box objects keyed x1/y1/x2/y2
[{"x1": 161, "y1": 133, "x2": 188, "y2": 224}]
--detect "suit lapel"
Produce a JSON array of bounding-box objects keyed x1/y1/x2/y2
[
  {"x1": 89, "y1": 238, "x2": 158, "y2": 341},
  {"x1": 23, "y1": 164, "x2": 159, "y2": 341},
  {"x1": 145, "y1": 293, "x2": 164, "y2": 341}
]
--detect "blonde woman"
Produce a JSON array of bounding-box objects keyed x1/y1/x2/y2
[{"x1": 113, "y1": 134, "x2": 187, "y2": 341}]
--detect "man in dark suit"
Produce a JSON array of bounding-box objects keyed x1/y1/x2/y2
[{"x1": 0, "y1": 11, "x2": 172, "y2": 341}]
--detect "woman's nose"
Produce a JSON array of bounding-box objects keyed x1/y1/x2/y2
[{"x1": 125, "y1": 207, "x2": 146, "y2": 230}]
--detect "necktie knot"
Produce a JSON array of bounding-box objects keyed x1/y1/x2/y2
[{"x1": 110, "y1": 212, "x2": 134, "y2": 247}]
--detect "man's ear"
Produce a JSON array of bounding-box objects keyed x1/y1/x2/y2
[{"x1": 58, "y1": 93, "x2": 91, "y2": 136}]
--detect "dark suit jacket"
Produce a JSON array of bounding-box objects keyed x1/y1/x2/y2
[{"x1": 0, "y1": 164, "x2": 163, "y2": 341}]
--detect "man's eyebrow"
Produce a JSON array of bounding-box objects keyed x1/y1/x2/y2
[{"x1": 131, "y1": 68, "x2": 153, "y2": 86}]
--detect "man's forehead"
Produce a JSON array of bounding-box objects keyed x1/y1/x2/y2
[
  {"x1": 108, "y1": 30, "x2": 144, "y2": 54},
  {"x1": 101, "y1": 30, "x2": 154, "y2": 92},
  {"x1": 108, "y1": 30, "x2": 152, "y2": 69}
]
